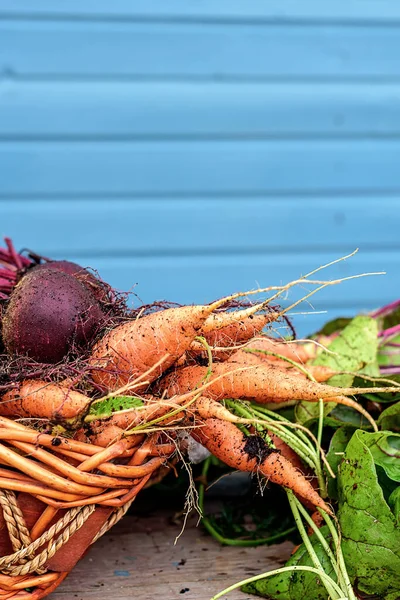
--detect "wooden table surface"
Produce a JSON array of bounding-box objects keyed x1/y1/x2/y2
[{"x1": 52, "y1": 510, "x2": 293, "y2": 600}]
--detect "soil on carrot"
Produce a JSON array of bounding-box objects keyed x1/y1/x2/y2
[{"x1": 243, "y1": 433, "x2": 276, "y2": 464}]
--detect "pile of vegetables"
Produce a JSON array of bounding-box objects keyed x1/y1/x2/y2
[
  {"x1": 0, "y1": 239, "x2": 399, "y2": 599},
  {"x1": 203, "y1": 305, "x2": 400, "y2": 600}
]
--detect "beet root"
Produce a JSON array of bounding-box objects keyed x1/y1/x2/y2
[
  {"x1": 2, "y1": 267, "x2": 105, "y2": 363},
  {"x1": 0, "y1": 238, "x2": 127, "y2": 318}
]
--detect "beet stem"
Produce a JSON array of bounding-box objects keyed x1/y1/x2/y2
[
  {"x1": 5, "y1": 237, "x2": 23, "y2": 271},
  {"x1": 371, "y1": 298, "x2": 400, "y2": 319},
  {"x1": 378, "y1": 324, "x2": 400, "y2": 339}
]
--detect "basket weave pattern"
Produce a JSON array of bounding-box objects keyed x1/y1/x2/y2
[{"x1": 0, "y1": 415, "x2": 173, "y2": 598}]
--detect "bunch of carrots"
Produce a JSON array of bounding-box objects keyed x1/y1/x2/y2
[{"x1": 0, "y1": 240, "x2": 395, "y2": 517}]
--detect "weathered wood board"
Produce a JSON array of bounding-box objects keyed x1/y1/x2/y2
[{"x1": 52, "y1": 511, "x2": 293, "y2": 600}]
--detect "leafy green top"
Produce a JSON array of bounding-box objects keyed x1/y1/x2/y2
[{"x1": 88, "y1": 396, "x2": 144, "y2": 418}]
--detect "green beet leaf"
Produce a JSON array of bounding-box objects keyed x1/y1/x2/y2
[
  {"x1": 296, "y1": 316, "x2": 379, "y2": 425},
  {"x1": 241, "y1": 428, "x2": 400, "y2": 600},
  {"x1": 325, "y1": 425, "x2": 355, "y2": 499},
  {"x1": 296, "y1": 404, "x2": 373, "y2": 433},
  {"x1": 241, "y1": 526, "x2": 335, "y2": 600},
  {"x1": 378, "y1": 401, "x2": 400, "y2": 432},
  {"x1": 313, "y1": 316, "x2": 352, "y2": 337},
  {"x1": 356, "y1": 430, "x2": 400, "y2": 482},
  {"x1": 88, "y1": 395, "x2": 144, "y2": 418},
  {"x1": 388, "y1": 487, "x2": 400, "y2": 523},
  {"x1": 312, "y1": 315, "x2": 379, "y2": 386},
  {"x1": 381, "y1": 306, "x2": 400, "y2": 332},
  {"x1": 338, "y1": 429, "x2": 400, "y2": 598},
  {"x1": 357, "y1": 373, "x2": 400, "y2": 404}
]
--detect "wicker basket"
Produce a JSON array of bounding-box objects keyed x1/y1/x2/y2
[{"x1": 0, "y1": 415, "x2": 174, "y2": 598}]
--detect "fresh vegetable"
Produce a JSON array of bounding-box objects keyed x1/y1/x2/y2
[
  {"x1": 75, "y1": 421, "x2": 130, "y2": 447},
  {"x1": 90, "y1": 304, "x2": 220, "y2": 390},
  {"x1": 200, "y1": 306, "x2": 278, "y2": 335},
  {"x1": 193, "y1": 397, "x2": 307, "y2": 471},
  {"x1": 378, "y1": 402, "x2": 400, "y2": 432},
  {"x1": 1, "y1": 241, "x2": 399, "y2": 600},
  {"x1": 190, "y1": 314, "x2": 274, "y2": 353},
  {"x1": 237, "y1": 337, "x2": 315, "y2": 364},
  {"x1": 87, "y1": 397, "x2": 186, "y2": 431},
  {"x1": 295, "y1": 315, "x2": 379, "y2": 426},
  {"x1": 338, "y1": 430, "x2": 400, "y2": 598},
  {"x1": 192, "y1": 417, "x2": 331, "y2": 513},
  {"x1": 158, "y1": 362, "x2": 381, "y2": 429},
  {"x1": 159, "y1": 362, "x2": 365, "y2": 403},
  {"x1": 208, "y1": 303, "x2": 400, "y2": 600},
  {"x1": 0, "y1": 238, "x2": 126, "y2": 326},
  {"x1": 2, "y1": 267, "x2": 105, "y2": 363},
  {"x1": 0, "y1": 380, "x2": 90, "y2": 420},
  {"x1": 237, "y1": 430, "x2": 400, "y2": 600},
  {"x1": 0, "y1": 238, "x2": 101, "y2": 297},
  {"x1": 227, "y1": 350, "x2": 335, "y2": 381},
  {"x1": 90, "y1": 289, "x2": 285, "y2": 391}
]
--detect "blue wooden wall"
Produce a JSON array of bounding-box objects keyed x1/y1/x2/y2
[{"x1": 1, "y1": 1, "x2": 399, "y2": 336}]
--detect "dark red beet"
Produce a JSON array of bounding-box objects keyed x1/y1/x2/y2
[
  {"x1": 31, "y1": 261, "x2": 112, "y2": 307},
  {"x1": 2, "y1": 268, "x2": 105, "y2": 363},
  {"x1": 34, "y1": 260, "x2": 87, "y2": 277},
  {"x1": 0, "y1": 239, "x2": 126, "y2": 320}
]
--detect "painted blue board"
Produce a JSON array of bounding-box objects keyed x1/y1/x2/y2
[
  {"x1": 2, "y1": 1, "x2": 400, "y2": 23},
  {"x1": 0, "y1": 197, "x2": 397, "y2": 256},
  {"x1": 2, "y1": 21, "x2": 400, "y2": 78},
  {"x1": 1, "y1": 140, "x2": 400, "y2": 195},
  {"x1": 2, "y1": 82, "x2": 400, "y2": 137}
]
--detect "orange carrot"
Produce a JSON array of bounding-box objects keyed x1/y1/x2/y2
[
  {"x1": 192, "y1": 397, "x2": 313, "y2": 473},
  {"x1": 0, "y1": 380, "x2": 90, "y2": 420},
  {"x1": 193, "y1": 395, "x2": 307, "y2": 468},
  {"x1": 74, "y1": 423, "x2": 127, "y2": 447},
  {"x1": 193, "y1": 396, "x2": 232, "y2": 420},
  {"x1": 240, "y1": 337, "x2": 313, "y2": 364},
  {"x1": 199, "y1": 314, "x2": 273, "y2": 347},
  {"x1": 90, "y1": 279, "x2": 320, "y2": 391},
  {"x1": 97, "y1": 403, "x2": 185, "y2": 431},
  {"x1": 226, "y1": 348, "x2": 268, "y2": 365},
  {"x1": 192, "y1": 418, "x2": 331, "y2": 513},
  {"x1": 90, "y1": 294, "x2": 265, "y2": 391},
  {"x1": 187, "y1": 314, "x2": 272, "y2": 362},
  {"x1": 90, "y1": 305, "x2": 212, "y2": 390},
  {"x1": 160, "y1": 362, "x2": 355, "y2": 403},
  {"x1": 193, "y1": 405, "x2": 306, "y2": 473},
  {"x1": 158, "y1": 362, "x2": 378, "y2": 428},
  {"x1": 268, "y1": 433, "x2": 307, "y2": 473},
  {"x1": 83, "y1": 391, "x2": 194, "y2": 447},
  {"x1": 201, "y1": 306, "x2": 279, "y2": 335},
  {"x1": 227, "y1": 351, "x2": 335, "y2": 382}
]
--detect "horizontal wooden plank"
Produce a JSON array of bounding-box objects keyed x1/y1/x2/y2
[
  {"x1": 1, "y1": 197, "x2": 398, "y2": 255},
  {"x1": 1, "y1": 21, "x2": 400, "y2": 78},
  {"x1": 3, "y1": 81, "x2": 400, "y2": 137},
  {"x1": 56, "y1": 512, "x2": 292, "y2": 600},
  {"x1": 1, "y1": 140, "x2": 400, "y2": 195},
  {"x1": 1, "y1": 1, "x2": 400, "y2": 23}
]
